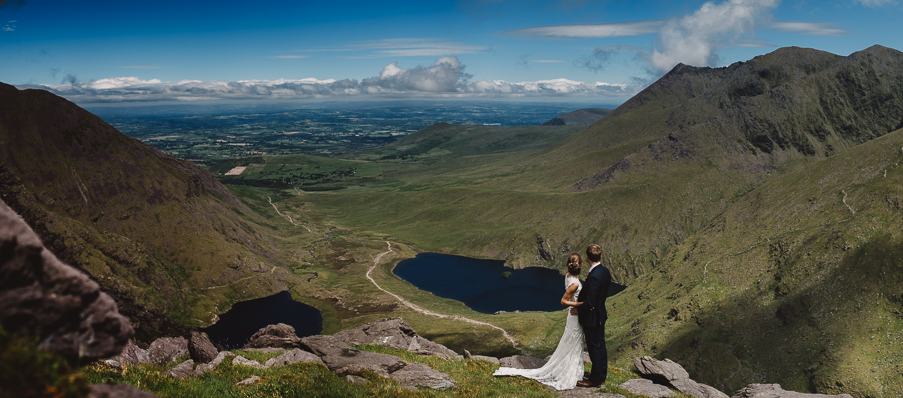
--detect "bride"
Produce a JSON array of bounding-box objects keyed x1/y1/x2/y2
[{"x1": 493, "y1": 253, "x2": 585, "y2": 390}]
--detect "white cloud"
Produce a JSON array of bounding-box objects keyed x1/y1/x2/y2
[
  {"x1": 855, "y1": 0, "x2": 901, "y2": 6},
  {"x1": 646, "y1": 0, "x2": 779, "y2": 73},
  {"x1": 505, "y1": 20, "x2": 665, "y2": 39},
  {"x1": 22, "y1": 57, "x2": 639, "y2": 103},
  {"x1": 767, "y1": 21, "x2": 849, "y2": 36}
]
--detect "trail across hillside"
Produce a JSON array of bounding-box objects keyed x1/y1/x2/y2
[{"x1": 367, "y1": 242, "x2": 518, "y2": 347}]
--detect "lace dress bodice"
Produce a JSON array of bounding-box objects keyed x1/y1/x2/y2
[{"x1": 565, "y1": 274, "x2": 582, "y2": 303}]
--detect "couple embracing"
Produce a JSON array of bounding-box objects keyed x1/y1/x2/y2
[{"x1": 493, "y1": 244, "x2": 612, "y2": 390}]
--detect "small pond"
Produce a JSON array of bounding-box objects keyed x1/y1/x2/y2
[
  {"x1": 201, "y1": 291, "x2": 322, "y2": 349},
  {"x1": 393, "y1": 253, "x2": 626, "y2": 314}
]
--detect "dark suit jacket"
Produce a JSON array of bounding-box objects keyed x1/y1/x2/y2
[{"x1": 576, "y1": 263, "x2": 611, "y2": 327}]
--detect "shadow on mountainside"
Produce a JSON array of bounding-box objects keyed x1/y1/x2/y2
[{"x1": 650, "y1": 233, "x2": 903, "y2": 397}]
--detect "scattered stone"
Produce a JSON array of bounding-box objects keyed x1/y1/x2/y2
[
  {"x1": 0, "y1": 199, "x2": 133, "y2": 365},
  {"x1": 494, "y1": 311, "x2": 507, "y2": 315},
  {"x1": 244, "y1": 323, "x2": 300, "y2": 349},
  {"x1": 634, "y1": 356, "x2": 728, "y2": 398},
  {"x1": 300, "y1": 335, "x2": 406, "y2": 378},
  {"x1": 584, "y1": 352, "x2": 591, "y2": 363},
  {"x1": 389, "y1": 363, "x2": 456, "y2": 390},
  {"x1": 731, "y1": 384, "x2": 854, "y2": 398},
  {"x1": 345, "y1": 375, "x2": 370, "y2": 384},
  {"x1": 473, "y1": 355, "x2": 500, "y2": 364},
  {"x1": 463, "y1": 349, "x2": 472, "y2": 359},
  {"x1": 558, "y1": 388, "x2": 625, "y2": 398},
  {"x1": 620, "y1": 378, "x2": 676, "y2": 398},
  {"x1": 195, "y1": 351, "x2": 233, "y2": 374},
  {"x1": 233, "y1": 355, "x2": 265, "y2": 369},
  {"x1": 105, "y1": 340, "x2": 150, "y2": 368},
  {"x1": 332, "y1": 318, "x2": 462, "y2": 359},
  {"x1": 499, "y1": 355, "x2": 547, "y2": 370},
  {"x1": 264, "y1": 348, "x2": 325, "y2": 368},
  {"x1": 188, "y1": 331, "x2": 218, "y2": 363},
  {"x1": 166, "y1": 359, "x2": 196, "y2": 378},
  {"x1": 89, "y1": 383, "x2": 161, "y2": 398},
  {"x1": 147, "y1": 337, "x2": 189, "y2": 366},
  {"x1": 244, "y1": 347, "x2": 287, "y2": 354},
  {"x1": 237, "y1": 376, "x2": 261, "y2": 386}
]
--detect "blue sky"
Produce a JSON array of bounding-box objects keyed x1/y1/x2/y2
[{"x1": 1, "y1": 0, "x2": 901, "y2": 105}]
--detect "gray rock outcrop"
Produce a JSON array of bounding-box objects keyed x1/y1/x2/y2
[
  {"x1": 619, "y1": 378, "x2": 676, "y2": 398},
  {"x1": 499, "y1": 355, "x2": 547, "y2": 370},
  {"x1": 389, "y1": 363, "x2": 456, "y2": 390},
  {"x1": 299, "y1": 334, "x2": 456, "y2": 390},
  {"x1": 463, "y1": 349, "x2": 500, "y2": 364},
  {"x1": 244, "y1": 323, "x2": 300, "y2": 349},
  {"x1": 332, "y1": 318, "x2": 462, "y2": 359},
  {"x1": 89, "y1": 383, "x2": 161, "y2": 398},
  {"x1": 195, "y1": 351, "x2": 233, "y2": 374},
  {"x1": 105, "y1": 340, "x2": 150, "y2": 368},
  {"x1": 264, "y1": 348, "x2": 324, "y2": 367},
  {"x1": 188, "y1": 331, "x2": 218, "y2": 363},
  {"x1": 147, "y1": 337, "x2": 188, "y2": 366},
  {"x1": 0, "y1": 199, "x2": 133, "y2": 365},
  {"x1": 167, "y1": 359, "x2": 196, "y2": 378},
  {"x1": 300, "y1": 334, "x2": 406, "y2": 378},
  {"x1": 232, "y1": 355, "x2": 265, "y2": 369},
  {"x1": 634, "y1": 356, "x2": 728, "y2": 398},
  {"x1": 731, "y1": 384, "x2": 854, "y2": 398}
]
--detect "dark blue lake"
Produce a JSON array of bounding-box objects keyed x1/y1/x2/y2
[
  {"x1": 393, "y1": 253, "x2": 626, "y2": 314},
  {"x1": 201, "y1": 291, "x2": 322, "y2": 349}
]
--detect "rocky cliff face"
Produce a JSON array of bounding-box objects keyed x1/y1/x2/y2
[
  {"x1": 0, "y1": 82, "x2": 287, "y2": 339},
  {"x1": 0, "y1": 197, "x2": 132, "y2": 364}
]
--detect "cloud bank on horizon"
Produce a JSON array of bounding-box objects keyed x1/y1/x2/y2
[
  {"x1": 24, "y1": 57, "x2": 633, "y2": 103},
  {"x1": 6, "y1": 0, "x2": 896, "y2": 104}
]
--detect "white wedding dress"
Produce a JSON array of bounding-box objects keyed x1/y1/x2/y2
[{"x1": 493, "y1": 274, "x2": 585, "y2": 390}]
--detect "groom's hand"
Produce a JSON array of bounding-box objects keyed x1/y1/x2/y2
[{"x1": 569, "y1": 307, "x2": 578, "y2": 315}]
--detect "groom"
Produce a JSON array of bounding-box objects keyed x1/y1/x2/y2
[{"x1": 572, "y1": 244, "x2": 611, "y2": 388}]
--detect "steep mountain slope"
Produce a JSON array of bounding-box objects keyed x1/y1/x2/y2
[
  {"x1": 541, "y1": 108, "x2": 610, "y2": 126},
  {"x1": 609, "y1": 127, "x2": 903, "y2": 396},
  {"x1": 309, "y1": 46, "x2": 903, "y2": 286},
  {"x1": 0, "y1": 83, "x2": 290, "y2": 339}
]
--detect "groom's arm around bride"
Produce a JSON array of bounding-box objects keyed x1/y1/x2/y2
[{"x1": 573, "y1": 244, "x2": 611, "y2": 387}]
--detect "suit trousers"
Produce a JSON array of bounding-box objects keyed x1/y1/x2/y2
[{"x1": 584, "y1": 324, "x2": 607, "y2": 383}]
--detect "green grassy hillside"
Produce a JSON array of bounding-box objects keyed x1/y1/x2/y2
[
  {"x1": 0, "y1": 83, "x2": 295, "y2": 339},
  {"x1": 610, "y1": 127, "x2": 903, "y2": 396}
]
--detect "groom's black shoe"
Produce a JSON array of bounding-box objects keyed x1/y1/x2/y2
[
  {"x1": 576, "y1": 380, "x2": 603, "y2": 388},
  {"x1": 583, "y1": 371, "x2": 591, "y2": 380}
]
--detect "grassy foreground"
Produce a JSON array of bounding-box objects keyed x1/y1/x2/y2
[{"x1": 77, "y1": 345, "x2": 691, "y2": 398}]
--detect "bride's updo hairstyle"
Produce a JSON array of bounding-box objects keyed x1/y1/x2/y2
[{"x1": 566, "y1": 253, "x2": 582, "y2": 276}]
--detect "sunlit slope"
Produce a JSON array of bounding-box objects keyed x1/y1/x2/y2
[
  {"x1": 0, "y1": 83, "x2": 291, "y2": 338},
  {"x1": 302, "y1": 46, "x2": 903, "y2": 284},
  {"x1": 605, "y1": 127, "x2": 903, "y2": 396}
]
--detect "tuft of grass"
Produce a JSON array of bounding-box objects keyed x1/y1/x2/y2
[{"x1": 0, "y1": 327, "x2": 91, "y2": 398}]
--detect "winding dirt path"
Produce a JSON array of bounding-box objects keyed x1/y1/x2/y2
[{"x1": 366, "y1": 242, "x2": 518, "y2": 347}]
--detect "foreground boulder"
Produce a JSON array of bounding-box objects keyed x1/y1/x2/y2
[
  {"x1": 147, "y1": 337, "x2": 188, "y2": 366},
  {"x1": 89, "y1": 383, "x2": 160, "y2": 398},
  {"x1": 244, "y1": 323, "x2": 301, "y2": 349},
  {"x1": 332, "y1": 318, "x2": 462, "y2": 359},
  {"x1": 0, "y1": 199, "x2": 133, "y2": 365},
  {"x1": 619, "y1": 378, "x2": 675, "y2": 398},
  {"x1": 105, "y1": 340, "x2": 150, "y2": 368},
  {"x1": 731, "y1": 384, "x2": 854, "y2": 398},
  {"x1": 188, "y1": 331, "x2": 218, "y2": 363},
  {"x1": 299, "y1": 334, "x2": 455, "y2": 390},
  {"x1": 264, "y1": 348, "x2": 324, "y2": 367},
  {"x1": 634, "y1": 356, "x2": 728, "y2": 398}
]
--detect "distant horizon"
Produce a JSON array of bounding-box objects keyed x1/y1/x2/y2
[{"x1": 3, "y1": 0, "x2": 901, "y2": 105}]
